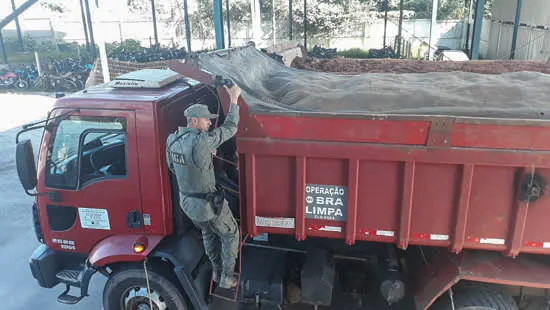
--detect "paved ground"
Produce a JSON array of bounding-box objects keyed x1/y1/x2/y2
[{"x1": 0, "y1": 93, "x2": 105, "y2": 310}]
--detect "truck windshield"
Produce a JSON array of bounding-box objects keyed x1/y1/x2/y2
[{"x1": 46, "y1": 116, "x2": 126, "y2": 190}]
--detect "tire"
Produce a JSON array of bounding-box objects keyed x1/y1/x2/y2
[
  {"x1": 15, "y1": 79, "x2": 29, "y2": 90},
  {"x1": 60, "y1": 79, "x2": 78, "y2": 92},
  {"x1": 103, "y1": 266, "x2": 190, "y2": 310},
  {"x1": 431, "y1": 282, "x2": 518, "y2": 310}
]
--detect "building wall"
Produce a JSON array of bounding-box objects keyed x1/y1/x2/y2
[
  {"x1": 1, "y1": 16, "x2": 465, "y2": 54},
  {"x1": 486, "y1": 0, "x2": 550, "y2": 60}
]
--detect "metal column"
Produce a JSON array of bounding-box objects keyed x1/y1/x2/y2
[
  {"x1": 151, "y1": 0, "x2": 159, "y2": 45},
  {"x1": 465, "y1": 0, "x2": 474, "y2": 52},
  {"x1": 0, "y1": 30, "x2": 7, "y2": 64},
  {"x1": 397, "y1": 0, "x2": 404, "y2": 57},
  {"x1": 213, "y1": 0, "x2": 225, "y2": 49},
  {"x1": 11, "y1": 0, "x2": 24, "y2": 51},
  {"x1": 303, "y1": 0, "x2": 307, "y2": 50},
  {"x1": 183, "y1": 0, "x2": 192, "y2": 52},
  {"x1": 510, "y1": 0, "x2": 523, "y2": 59},
  {"x1": 289, "y1": 0, "x2": 292, "y2": 40},
  {"x1": 84, "y1": 0, "x2": 96, "y2": 58},
  {"x1": 428, "y1": 0, "x2": 439, "y2": 60},
  {"x1": 79, "y1": 0, "x2": 91, "y2": 51},
  {"x1": 0, "y1": 0, "x2": 40, "y2": 63},
  {"x1": 471, "y1": 0, "x2": 485, "y2": 60},
  {"x1": 272, "y1": 0, "x2": 276, "y2": 45},
  {"x1": 383, "y1": 0, "x2": 388, "y2": 47},
  {"x1": 0, "y1": 0, "x2": 39, "y2": 29},
  {"x1": 226, "y1": 0, "x2": 231, "y2": 47}
]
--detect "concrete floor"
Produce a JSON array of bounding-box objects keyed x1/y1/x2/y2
[{"x1": 0, "y1": 93, "x2": 106, "y2": 310}]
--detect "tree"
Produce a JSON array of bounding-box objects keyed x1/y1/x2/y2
[
  {"x1": 374, "y1": 0, "x2": 468, "y2": 20},
  {"x1": 127, "y1": 0, "x2": 251, "y2": 49},
  {"x1": 289, "y1": 0, "x2": 376, "y2": 38},
  {"x1": 39, "y1": 0, "x2": 67, "y2": 13}
]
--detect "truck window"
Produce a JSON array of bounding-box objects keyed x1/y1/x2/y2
[{"x1": 46, "y1": 116, "x2": 127, "y2": 190}]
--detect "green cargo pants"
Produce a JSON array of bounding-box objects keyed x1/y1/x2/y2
[{"x1": 194, "y1": 200, "x2": 239, "y2": 279}]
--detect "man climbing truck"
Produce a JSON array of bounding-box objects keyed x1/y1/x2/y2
[
  {"x1": 16, "y1": 45, "x2": 550, "y2": 310},
  {"x1": 167, "y1": 85, "x2": 242, "y2": 289}
]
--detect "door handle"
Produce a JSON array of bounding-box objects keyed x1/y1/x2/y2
[{"x1": 127, "y1": 210, "x2": 142, "y2": 229}]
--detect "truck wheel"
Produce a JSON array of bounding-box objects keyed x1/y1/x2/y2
[
  {"x1": 103, "y1": 267, "x2": 190, "y2": 310},
  {"x1": 431, "y1": 282, "x2": 518, "y2": 310}
]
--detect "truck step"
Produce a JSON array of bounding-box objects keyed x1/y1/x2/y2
[
  {"x1": 57, "y1": 285, "x2": 84, "y2": 305},
  {"x1": 211, "y1": 272, "x2": 241, "y2": 302},
  {"x1": 56, "y1": 268, "x2": 82, "y2": 287}
]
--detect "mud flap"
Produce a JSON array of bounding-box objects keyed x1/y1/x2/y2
[{"x1": 301, "y1": 248, "x2": 335, "y2": 307}]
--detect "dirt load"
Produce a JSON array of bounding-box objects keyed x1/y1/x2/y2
[{"x1": 290, "y1": 56, "x2": 550, "y2": 75}]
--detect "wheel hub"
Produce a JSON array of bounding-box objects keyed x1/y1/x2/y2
[{"x1": 123, "y1": 287, "x2": 167, "y2": 310}]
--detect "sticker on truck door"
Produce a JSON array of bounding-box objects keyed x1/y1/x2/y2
[
  {"x1": 305, "y1": 184, "x2": 348, "y2": 221},
  {"x1": 78, "y1": 208, "x2": 111, "y2": 230}
]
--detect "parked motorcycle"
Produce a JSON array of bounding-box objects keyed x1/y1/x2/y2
[{"x1": 0, "y1": 70, "x2": 17, "y2": 88}]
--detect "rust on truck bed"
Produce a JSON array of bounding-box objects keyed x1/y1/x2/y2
[{"x1": 169, "y1": 45, "x2": 550, "y2": 257}]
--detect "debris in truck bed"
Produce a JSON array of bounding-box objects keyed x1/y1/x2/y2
[
  {"x1": 290, "y1": 56, "x2": 550, "y2": 75},
  {"x1": 195, "y1": 45, "x2": 550, "y2": 119}
]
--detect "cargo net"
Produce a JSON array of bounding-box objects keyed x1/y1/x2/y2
[
  {"x1": 197, "y1": 45, "x2": 550, "y2": 119},
  {"x1": 85, "y1": 58, "x2": 171, "y2": 88}
]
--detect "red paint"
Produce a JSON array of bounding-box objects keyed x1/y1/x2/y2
[
  {"x1": 507, "y1": 167, "x2": 536, "y2": 257},
  {"x1": 35, "y1": 81, "x2": 209, "y2": 261},
  {"x1": 238, "y1": 132, "x2": 550, "y2": 254},
  {"x1": 345, "y1": 159, "x2": 359, "y2": 245},
  {"x1": 398, "y1": 162, "x2": 415, "y2": 249},
  {"x1": 359, "y1": 229, "x2": 378, "y2": 236},
  {"x1": 451, "y1": 165, "x2": 475, "y2": 253},
  {"x1": 37, "y1": 109, "x2": 144, "y2": 255},
  {"x1": 525, "y1": 241, "x2": 544, "y2": 248},
  {"x1": 307, "y1": 225, "x2": 324, "y2": 231},
  {"x1": 253, "y1": 115, "x2": 430, "y2": 145},
  {"x1": 89, "y1": 234, "x2": 163, "y2": 266},
  {"x1": 245, "y1": 154, "x2": 257, "y2": 236},
  {"x1": 295, "y1": 157, "x2": 306, "y2": 241},
  {"x1": 413, "y1": 233, "x2": 429, "y2": 239},
  {"x1": 452, "y1": 123, "x2": 550, "y2": 151}
]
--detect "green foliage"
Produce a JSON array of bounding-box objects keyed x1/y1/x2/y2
[
  {"x1": 39, "y1": 0, "x2": 66, "y2": 13},
  {"x1": 292, "y1": 0, "x2": 376, "y2": 37},
  {"x1": 374, "y1": 0, "x2": 469, "y2": 20},
  {"x1": 105, "y1": 39, "x2": 144, "y2": 55},
  {"x1": 3, "y1": 38, "x2": 94, "y2": 65},
  {"x1": 337, "y1": 48, "x2": 370, "y2": 58}
]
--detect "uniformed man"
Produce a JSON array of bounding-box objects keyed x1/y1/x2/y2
[{"x1": 166, "y1": 85, "x2": 242, "y2": 289}]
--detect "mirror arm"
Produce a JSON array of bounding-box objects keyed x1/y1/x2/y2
[
  {"x1": 25, "y1": 190, "x2": 52, "y2": 197},
  {"x1": 16, "y1": 125, "x2": 45, "y2": 144}
]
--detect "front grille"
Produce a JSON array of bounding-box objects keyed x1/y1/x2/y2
[{"x1": 32, "y1": 203, "x2": 44, "y2": 243}]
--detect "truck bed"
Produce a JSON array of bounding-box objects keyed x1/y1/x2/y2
[
  {"x1": 237, "y1": 110, "x2": 550, "y2": 257},
  {"x1": 175, "y1": 46, "x2": 550, "y2": 257}
]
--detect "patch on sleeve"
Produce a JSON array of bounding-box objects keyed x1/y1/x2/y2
[{"x1": 169, "y1": 151, "x2": 186, "y2": 165}]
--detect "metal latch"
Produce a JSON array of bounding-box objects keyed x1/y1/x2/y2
[{"x1": 126, "y1": 210, "x2": 142, "y2": 229}]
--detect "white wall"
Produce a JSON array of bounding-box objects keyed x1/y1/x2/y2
[
  {"x1": 2, "y1": 15, "x2": 464, "y2": 53},
  {"x1": 321, "y1": 19, "x2": 465, "y2": 51},
  {"x1": 486, "y1": 0, "x2": 550, "y2": 60},
  {"x1": 492, "y1": 0, "x2": 550, "y2": 26}
]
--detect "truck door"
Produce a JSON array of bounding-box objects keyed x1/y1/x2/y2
[{"x1": 37, "y1": 109, "x2": 143, "y2": 253}]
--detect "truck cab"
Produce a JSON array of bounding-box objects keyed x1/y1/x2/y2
[{"x1": 18, "y1": 69, "x2": 235, "y2": 310}]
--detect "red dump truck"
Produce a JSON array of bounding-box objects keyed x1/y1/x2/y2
[{"x1": 16, "y1": 44, "x2": 550, "y2": 310}]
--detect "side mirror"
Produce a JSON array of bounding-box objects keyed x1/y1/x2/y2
[{"x1": 16, "y1": 140, "x2": 38, "y2": 191}]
